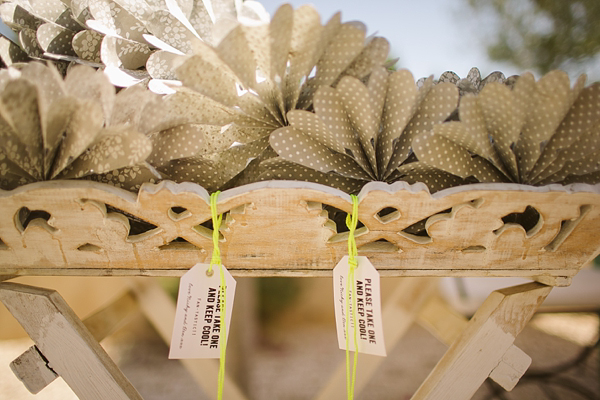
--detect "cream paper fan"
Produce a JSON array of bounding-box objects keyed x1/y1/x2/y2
[
  {"x1": 0, "y1": 62, "x2": 161, "y2": 190},
  {"x1": 413, "y1": 70, "x2": 600, "y2": 186},
  {"x1": 0, "y1": 0, "x2": 268, "y2": 86},
  {"x1": 266, "y1": 67, "x2": 463, "y2": 193},
  {"x1": 150, "y1": 4, "x2": 391, "y2": 191}
]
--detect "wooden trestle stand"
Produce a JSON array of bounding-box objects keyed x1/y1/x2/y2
[{"x1": 1, "y1": 179, "x2": 599, "y2": 399}]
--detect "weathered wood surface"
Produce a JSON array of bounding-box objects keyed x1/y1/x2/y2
[
  {"x1": 1, "y1": 180, "x2": 600, "y2": 281},
  {"x1": 411, "y1": 282, "x2": 552, "y2": 400},
  {"x1": 418, "y1": 295, "x2": 531, "y2": 391},
  {"x1": 0, "y1": 282, "x2": 143, "y2": 400},
  {"x1": 10, "y1": 290, "x2": 138, "y2": 393}
]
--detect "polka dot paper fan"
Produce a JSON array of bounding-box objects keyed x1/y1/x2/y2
[
  {"x1": 152, "y1": 4, "x2": 391, "y2": 192},
  {"x1": 0, "y1": 62, "x2": 169, "y2": 191},
  {"x1": 269, "y1": 67, "x2": 460, "y2": 193},
  {"x1": 414, "y1": 70, "x2": 600, "y2": 187},
  {"x1": 0, "y1": 0, "x2": 269, "y2": 87}
]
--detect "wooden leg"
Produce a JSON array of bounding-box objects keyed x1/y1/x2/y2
[
  {"x1": 411, "y1": 282, "x2": 552, "y2": 400},
  {"x1": 10, "y1": 290, "x2": 138, "y2": 394},
  {"x1": 315, "y1": 277, "x2": 439, "y2": 400},
  {"x1": 0, "y1": 282, "x2": 143, "y2": 400},
  {"x1": 418, "y1": 295, "x2": 532, "y2": 391},
  {"x1": 129, "y1": 278, "x2": 249, "y2": 400}
]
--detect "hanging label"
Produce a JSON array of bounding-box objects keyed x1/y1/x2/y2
[
  {"x1": 169, "y1": 263, "x2": 236, "y2": 359},
  {"x1": 333, "y1": 256, "x2": 386, "y2": 357}
]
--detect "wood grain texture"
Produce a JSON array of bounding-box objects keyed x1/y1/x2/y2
[
  {"x1": 411, "y1": 282, "x2": 552, "y2": 400},
  {"x1": 1, "y1": 180, "x2": 599, "y2": 282},
  {"x1": 0, "y1": 282, "x2": 142, "y2": 400},
  {"x1": 418, "y1": 295, "x2": 531, "y2": 392},
  {"x1": 10, "y1": 290, "x2": 138, "y2": 393}
]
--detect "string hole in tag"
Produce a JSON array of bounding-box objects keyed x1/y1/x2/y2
[{"x1": 206, "y1": 269, "x2": 214, "y2": 277}]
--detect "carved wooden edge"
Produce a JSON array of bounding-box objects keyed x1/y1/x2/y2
[{"x1": 1, "y1": 180, "x2": 600, "y2": 281}]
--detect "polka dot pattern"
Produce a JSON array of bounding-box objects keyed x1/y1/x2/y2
[
  {"x1": 0, "y1": 63, "x2": 165, "y2": 188},
  {"x1": 159, "y1": 136, "x2": 270, "y2": 191},
  {"x1": 515, "y1": 70, "x2": 585, "y2": 179},
  {"x1": 529, "y1": 83, "x2": 600, "y2": 183},
  {"x1": 37, "y1": 23, "x2": 77, "y2": 56},
  {"x1": 337, "y1": 75, "x2": 378, "y2": 174},
  {"x1": 386, "y1": 81, "x2": 459, "y2": 173},
  {"x1": 296, "y1": 22, "x2": 367, "y2": 109},
  {"x1": 378, "y1": 69, "x2": 420, "y2": 173},
  {"x1": 282, "y1": 5, "x2": 324, "y2": 111},
  {"x1": 255, "y1": 156, "x2": 365, "y2": 194},
  {"x1": 269, "y1": 126, "x2": 371, "y2": 180},
  {"x1": 6, "y1": 42, "x2": 29, "y2": 64},
  {"x1": 413, "y1": 69, "x2": 600, "y2": 187},
  {"x1": 394, "y1": 161, "x2": 466, "y2": 193},
  {"x1": 176, "y1": 53, "x2": 239, "y2": 107},
  {"x1": 147, "y1": 124, "x2": 208, "y2": 166},
  {"x1": 0, "y1": 79, "x2": 43, "y2": 179},
  {"x1": 58, "y1": 127, "x2": 153, "y2": 179},
  {"x1": 270, "y1": 65, "x2": 464, "y2": 194},
  {"x1": 340, "y1": 36, "x2": 390, "y2": 81},
  {"x1": 1, "y1": 0, "x2": 261, "y2": 88}
]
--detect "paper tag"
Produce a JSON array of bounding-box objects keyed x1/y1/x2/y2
[
  {"x1": 333, "y1": 256, "x2": 386, "y2": 357},
  {"x1": 169, "y1": 263, "x2": 236, "y2": 359}
]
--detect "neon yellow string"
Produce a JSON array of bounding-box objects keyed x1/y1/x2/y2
[
  {"x1": 345, "y1": 194, "x2": 359, "y2": 400},
  {"x1": 208, "y1": 191, "x2": 222, "y2": 274},
  {"x1": 208, "y1": 191, "x2": 226, "y2": 400}
]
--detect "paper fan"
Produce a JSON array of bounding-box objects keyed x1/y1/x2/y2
[
  {"x1": 0, "y1": 62, "x2": 160, "y2": 190},
  {"x1": 417, "y1": 67, "x2": 512, "y2": 96},
  {"x1": 0, "y1": 0, "x2": 269, "y2": 86},
  {"x1": 413, "y1": 70, "x2": 600, "y2": 186},
  {"x1": 268, "y1": 67, "x2": 462, "y2": 193},
  {"x1": 149, "y1": 4, "x2": 391, "y2": 191}
]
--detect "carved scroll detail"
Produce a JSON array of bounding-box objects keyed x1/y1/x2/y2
[{"x1": 1, "y1": 180, "x2": 599, "y2": 279}]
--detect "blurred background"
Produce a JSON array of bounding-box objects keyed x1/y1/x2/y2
[
  {"x1": 259, "y1": 0, "x2": 600, "y2": 82},
  {"x1": 1, "y1": 0, "x2": 600, "y2": 399}
]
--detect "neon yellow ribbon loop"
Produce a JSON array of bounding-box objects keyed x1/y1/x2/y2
[
  {"x1": 208, "y1": 191, "x2": 222, "y2": 274},
  {"x1": 345, "y1": 194, "x2": 359, "y2": 400},
  {"x1": 346, "y1": 194, "x2": 359, "y2": 269},
  {"x1": 208, "y1": 191, "x2": 226, "y2": 400}
]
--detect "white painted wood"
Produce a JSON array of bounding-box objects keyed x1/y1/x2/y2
[
  {"x1": 0, "y1": 282, "x2": 142, "y2": 400},
  {"x1": 417, "y1": 295, "x2": 531, "y2": 392},
  {"x1": 11, "y1": 290, "x2": 138, "y2": 393},
  {"x1": 488, "y1": 345, "x2": 532, "y2": 391},
  {"x1": 411, "y1": 282, "x2": 552, "y2": 400},
  {"x1": 129, "y1": 278, "x2": 248, "y2": 400},
  {"x1": 9, "y1": 346, "x2": 58, "y2": 394}
]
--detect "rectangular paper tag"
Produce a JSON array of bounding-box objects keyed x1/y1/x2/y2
[
  {"x1": 169, "y1": 263, "x2": 236, "y2": 359},
  {"x1": 333, "y1": 256, "x2": 386, "y2": 357}
]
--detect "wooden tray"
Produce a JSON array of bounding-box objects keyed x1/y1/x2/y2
[{"x1": 2, "y1": 180, "x2": 599, "y2": 285}]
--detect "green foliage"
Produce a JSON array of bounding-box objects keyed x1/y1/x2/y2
[{"x1": 469, "y1": 0, "x2": 600, "y2": 74}]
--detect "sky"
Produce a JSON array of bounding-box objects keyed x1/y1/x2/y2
[{"x1": 256, "y1": 0, "x2": 523, "y2": 81}]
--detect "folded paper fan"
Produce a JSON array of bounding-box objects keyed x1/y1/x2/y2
[
  {"x1": 268, "y1": 67, "x2": 462, "y2": 193},
  {"x1": 413, "y1": 70, "x2": 600, "y2": 186},
  {"x1": 418, "y1": 67, "x2": 511, "y2": 96},
  {"x1": 149, "y1": 4, "x2": 391, "y2": 191},
  {"x1": 0, "y1": 0, "x2": 269, "y2": 86},
  {"x1": 0, "y1": 62, "x2": 161, "y2": 190}
]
